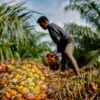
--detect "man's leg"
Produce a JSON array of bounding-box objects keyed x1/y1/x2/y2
[
  {"x1": 64, "y1": 43, "x2": 80, "y2": 76},
  {"x1": 61, "y1": 53, "x2": 67, "y2": 71}
]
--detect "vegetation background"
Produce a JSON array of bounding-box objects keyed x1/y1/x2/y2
[{"x1": 0, "y1": 0, "x2": 100, "y2": 68}]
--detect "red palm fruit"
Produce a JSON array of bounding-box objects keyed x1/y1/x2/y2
[
  {"x1": 90, "y1": 83, "x2": 98, "y2": 91},
  {"x1": 0, "y1": 66, "x2": 3, "y2": 72}
]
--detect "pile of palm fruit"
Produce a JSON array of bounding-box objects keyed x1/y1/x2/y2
[
  {"x1": 0, "y1": 54, "x2": 100, "y2": 100},
  {"x1": 0, "y1": 60, "x2": 54, "y2": 100},
  {"x1": 41, "y1": 52, "x2": 60, "y2": 70},
  {"x1": 50, "y1": 66, "x2": 100, "y2": 100}
]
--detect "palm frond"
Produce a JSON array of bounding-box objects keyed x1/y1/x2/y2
[
  {"x1": 0, "y1": 42, "x2": 20, "y2": 61},
  {"x1": 64, "y1": 0, "x2": 100, "y2": 31},
  {"x1": 86, "y1": 50, "x2": 100, "y2": 67},
  {"x1": 64, "y1": 23, "x2": 100, "y2": 67}
]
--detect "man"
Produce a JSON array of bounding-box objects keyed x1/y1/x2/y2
[{"x1": 37, "y1": 16, "x2": 80, "y2": 76}]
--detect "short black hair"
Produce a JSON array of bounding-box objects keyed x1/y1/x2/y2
[{"x1": 37, "y1": 16, "x2": 49, "y2": 24}]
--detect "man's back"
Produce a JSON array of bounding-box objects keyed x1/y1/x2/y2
[{"x1": 47, "y1": 23, "x2": 74, "y2": 52}]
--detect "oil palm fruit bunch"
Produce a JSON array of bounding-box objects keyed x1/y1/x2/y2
[
  {"x1": 42, "y1": 52, "x2": 59, "y2": 70},
  {"x1": 0, "y1": 60, "x2": 54, "y2": 100},
  {"x1": 47, "y1": 52, "x2": 60, "y2": 70}
]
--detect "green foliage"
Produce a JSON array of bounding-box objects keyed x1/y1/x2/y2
[
  {"x1": 17, "y1": 32, "x2": 51, "y2": 60},
  {"x1": 64, "y1": 0, "x2": 100, "y2": 32},
  {"x1": 0, "y1": 2, "x2": 51, "y2": 61},
  {"x1": 64, "y1": 0, "x2": 100, "y2": 67},
  {"x1": 86, "y1": 50, "x2": 100, "y2": 67},
  {"x1": 64, "y1": 23, "x2": 100, "y2": 67},
  {"x1": 0, "y1": 42, "x2": 20, "y2": 62},
  {"x1": 0, "y1": 2, "x2": 31, "y2": 44}
]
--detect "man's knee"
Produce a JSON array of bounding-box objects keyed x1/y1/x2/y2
[
  {"x1": 64, "y1": 43, "x2": 75, "y2": 56},
  {"x1": 64, "y1": 51, "x2": 72, "y2": 58}
]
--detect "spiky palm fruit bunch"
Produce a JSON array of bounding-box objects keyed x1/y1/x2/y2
[
  {"x1": 42, "y1": 52, "x2": 59, "y2": 70},
  {"x1": 0, "y1": 60, "x2": 53, "y2": 100}
]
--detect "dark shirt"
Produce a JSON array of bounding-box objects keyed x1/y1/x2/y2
[{"x1": 47, "y1": 23, "x2": 74, "y2": 52}]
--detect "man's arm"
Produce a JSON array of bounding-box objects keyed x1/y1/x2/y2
[{"x1": 48, "y1": 24, "x2": 61, "y2": 44}]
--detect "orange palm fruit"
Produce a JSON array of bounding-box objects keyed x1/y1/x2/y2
[
  {"x1": 9, "y1": 90, "x2": 17, "y2": 95},
  {"x1": 18, "y1": 97, "x2": 25, "y2": 100},
  {"x1": 8, "y1": 74, "x2": 13, "y2": 79},
  {"x1": 21, "y1": 88, "x2": 29, "y2": 95},
  {"x1": 40, "y1": 83, "x2": 48, "y2": 91},
  {"x1": 5, "y1": 92, "x2": 11, "y2": 99},
  {"x1": 1, "y1": 81, "x2": 5, "y2": 85},
  {"x1": 40, "y1": 92, "x2": 46, "y2": 99},
  {"x1": 26, "y1": 93, "x2": 34, "y2": 100},
  {"x1": 38, "y1": 66, "x2": 42, "y2": 70},
  {"x1": 9, "y1": 92, "x2": 13, "y2": 96}
]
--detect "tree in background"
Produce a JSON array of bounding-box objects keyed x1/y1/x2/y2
[
  {"x1": 65, "y1": 0, "x2": 100, "y2": 32},
  {"x1": 64, "y1": 0, "x2": 100, "y2": 67},
  {"x1": 0, "y1": 2, "x2": 51, "y2": 61},
  {"x1": 64, "y1": 23, "x2": 100, "y2": 67}
]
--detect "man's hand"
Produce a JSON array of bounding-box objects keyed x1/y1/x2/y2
[
  {"x1": 53, "y1": 49, "x2": 58, "y2": 55},
  {"x1": 55, "y1": 37, "x2": 60, "y2": 44},
  {"x1": 57, "y1": 37, "x2": 60, "y2": 42}
]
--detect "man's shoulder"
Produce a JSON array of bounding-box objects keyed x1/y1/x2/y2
[
  {"x1": 48, "y1": 23, "x2": 56, "y2": 27},
  {"x1": 47, "y1": 23, "x2": 61, "y2": 29}
]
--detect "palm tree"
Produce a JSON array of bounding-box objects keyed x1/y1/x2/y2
[
  {"x1": 64, "y1": 0, "x2": 100, "y2": 67},
  {"x1": 0, "y1": 2, "x2": 28, "y2": 61},
  {"x1": 64, "y1": 0, "x2": 100, "y2": 32},
  {"x1": 64, "y1": 23, "x2": 100, "y2": 67},
  {"x1": 0, "y1": 2, "x2": 51, "y2": 61},
  {"x1": 18, "y1": 31, "x2": 51, "y2": 60}
]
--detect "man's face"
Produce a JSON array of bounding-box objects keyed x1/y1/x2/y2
[{"x1": 39, "y1": 20, "x2": 48, "y2": 30}]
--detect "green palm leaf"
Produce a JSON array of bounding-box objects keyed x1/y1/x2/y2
[
  {"x1": 64, "y1": 0, "x2": 100, "y2": 31},
  {"x1": 64, "y1": 23, "x2": 100, "y2": 67}
]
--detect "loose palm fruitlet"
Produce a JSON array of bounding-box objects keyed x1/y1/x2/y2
[
  {"x1": 0, "y1": 63, "x2": 8, "y2": 72},
  {"x1": 0, "y1": 60, "x2": 55, "y2": 100},
  {"x1": 42, "y1": 52, "x2": 60, "y2": 70}
]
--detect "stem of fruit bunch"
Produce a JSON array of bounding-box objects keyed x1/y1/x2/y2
[
  {"x1": 64, "y1": 85, "x2": 68, "y2": 96},
  {"x1": 55, "y1": 96, "x2": 58, "y2": 100},
  {"x1": 99, "y1": 75, "x2": 100, "y2": 84},
  {"x1": 73, "y1": 81, "x2": 77, "y2": 99},
  {"x1": 72, "y1": 93, "x2": 74, "y2": 100},
  {"x1": 73, "y1": 89, "x2": 76, "y2": 99},
  {"x1": 65, "y1": 85, "x2": 72, "y2": 98},
  {"x1": 80, "y1": 80, "x2": 85, "y2": 89},
  {"x1": 57, "y1": 88, "x2": 63, "y2": 100},
  {"x1": 52, "y1": 90, "x2": 58, "y2": 100},
  {"x1": 90, "y1": 93, "x2": 97, "y2": 100},
  {"x1": 82, "y1": 73, "x2": 86, "y2": 83},
  {"x1": 63, "y1": 91, "x2": 67, "y2": 98},
  {"x1": 78, "y1": 86, "x2": 82, "y2": 99},
  {"x1": 87, "y1": 71, "x2": 93, "y2": 88}
]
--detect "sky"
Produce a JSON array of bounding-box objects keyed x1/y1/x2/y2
[{"x1": 0, "y1": 0, "x2": 90, "y2": 32}]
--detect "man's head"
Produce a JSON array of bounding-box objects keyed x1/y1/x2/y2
[{"x1": 37, "y1": 16, "x2": 49, "y2": 30}]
